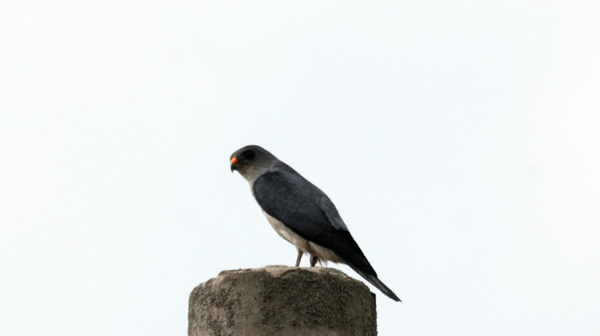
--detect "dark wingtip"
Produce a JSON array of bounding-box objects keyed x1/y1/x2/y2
[
  {"x1": 349, "y1": 264, "x2": 402, "y2": 302},
  {"x1": 372, "y1": 276, "x2": 402, "y2": 302}
]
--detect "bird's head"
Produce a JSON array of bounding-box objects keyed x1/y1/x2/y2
[{"x1": 230, "y1": 145, "x2": 277, "y2": 182}]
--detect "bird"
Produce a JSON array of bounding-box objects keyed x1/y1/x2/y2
[{"x1": 230, "y1": 145, "x2": 401, "y2": 302}]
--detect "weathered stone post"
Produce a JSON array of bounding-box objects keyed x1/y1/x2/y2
[{"x1": 188, "y1": 265, "x2": 377, "y2": 336}]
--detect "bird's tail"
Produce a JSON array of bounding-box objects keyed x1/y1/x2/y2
[{"x1": 348, "y1": 264, "x2": 401, "y2": 302}]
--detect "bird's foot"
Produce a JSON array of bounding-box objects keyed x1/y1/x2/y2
[{"x1": 295, "y1": 251, "x2": 303, "y2": 267}]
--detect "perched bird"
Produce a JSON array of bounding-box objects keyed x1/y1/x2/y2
[{"x1": 230, "y1": 145, "x2": 401, "y2": 302}]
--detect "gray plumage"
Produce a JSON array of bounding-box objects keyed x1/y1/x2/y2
[{"x1": 230, "y1": 145, "x2": 401, "y2": 302}]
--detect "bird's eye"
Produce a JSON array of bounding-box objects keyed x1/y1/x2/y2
[{"x1": 241, "y1": 150, "x2": 255, "y2": 160}]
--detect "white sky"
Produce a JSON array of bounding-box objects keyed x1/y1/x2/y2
[{"x1": 1, "y1": 1, "x2": 599, "y2": 335}]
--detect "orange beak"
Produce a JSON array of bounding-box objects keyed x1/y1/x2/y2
[{"x1": 230, "y1": 157, "x2": 238, "y2": 172}]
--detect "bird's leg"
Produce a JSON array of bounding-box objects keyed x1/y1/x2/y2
[
  {"x1": 295, "y1": 251, "x2": 303, "y2": 267},
  {"x1": 310, "y1": 255, "x2": 319, "y2": 267}
]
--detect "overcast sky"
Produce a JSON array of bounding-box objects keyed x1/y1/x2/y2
[{"x1": 1, "y1": 1, "x2": 599, "y2": 335}]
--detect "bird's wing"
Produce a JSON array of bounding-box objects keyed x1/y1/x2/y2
[{"x1": 252, "y1": 169, "x2": 376, "y2": 276}]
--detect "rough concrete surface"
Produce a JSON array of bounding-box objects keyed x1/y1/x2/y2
[{"x1": 188, "y1": 266, "x2": 377, "y2": 336}]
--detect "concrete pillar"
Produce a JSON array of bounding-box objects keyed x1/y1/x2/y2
[{"x1": 188, "y1": 265, "x2": 377, "y2": 336}]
